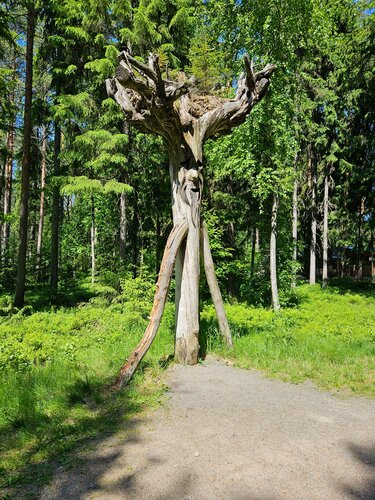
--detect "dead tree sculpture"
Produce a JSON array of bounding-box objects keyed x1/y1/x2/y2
[{"x1": 107, "y1": 51, "x2": 275, "y2": 389}]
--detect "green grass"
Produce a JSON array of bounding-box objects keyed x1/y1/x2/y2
[
  {"x1": 0, "y1": 293, "x2": 174, "y2": 498},
  {"x1": 0, "y1": 279, "x2": 374, "y2": 496},
  {"x1": 202, "y1": 281, "x2": 375, "y2": 396}
]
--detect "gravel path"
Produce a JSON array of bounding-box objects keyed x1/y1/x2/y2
[{"x1": 41, "y1": 359, "x2": 375, "y2": 500}]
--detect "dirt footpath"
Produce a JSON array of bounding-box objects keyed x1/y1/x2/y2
[{"x1": 42, "y1": 359, "x2": 375, "y2": 500}]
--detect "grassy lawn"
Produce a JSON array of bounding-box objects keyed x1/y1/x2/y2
[
  {"x1": 0, "y1": 280, "x2": 374, "y2": 495},
  {"x1": 202, "y1": 281, "x2": 375, "y2": 396}
]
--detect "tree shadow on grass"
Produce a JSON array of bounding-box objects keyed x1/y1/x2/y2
[
  {"x1": 341, "y1": 443, "x2": 375, "y2": 499},
  {"x1": 0, "y1": 374, "x2": 152, "y2": 499},
  {"x1": 325, "y1": 278, "x2": 375, "y2": 299}
]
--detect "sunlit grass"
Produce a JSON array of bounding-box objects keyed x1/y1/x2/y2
[{"x1": 202, "y1": 282, "x2": 375, "y2": 396}]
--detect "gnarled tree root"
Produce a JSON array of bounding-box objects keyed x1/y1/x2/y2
[
  {"x1": 201, "y1": 222, "x2": 233, "y2": 348},
  {"x1": 113, "y1": 219, "x2": 188, "y2": 391}
]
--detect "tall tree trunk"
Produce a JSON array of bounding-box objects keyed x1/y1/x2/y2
[
  {"x1": 250, "y1": 227, "x2": 256, "y2": 279},
  {"x1": 14, "y1": 5, "x2": 36, "y2": 308},
  {"x1": 168, "y1": 140, "x2": 202, "y2": 365},
  {"x1": 1, "y1": 122, "x2": 15, "y2": 258},
  {"x1": 131, "y1": 191, "x2": 139, "y2": 278},
  {"x1": 91, "y1": 194, "x2": 96, "y2": 284},
  {"x1": 119, "y1": 191, "x2": 127, "y2": 265},
  {"x1": 270, "y1": 193, "x2": 280, "y2": 311},
  {"x1": 356, "y1": 197, "x2": 365, "y2": 281},
  {"x1": 308, "y1": 144, "x2": 317, "y2": 284},
  {"x1": 201, "y1": 222, "x2": 232, "y2": 347},
  {"x1": 36, "y1": 125, "x2": 47, "y2": 279},
  {"x1": 50, "y1": 123, "x2": 61, "y2": 290},
  {"x1": 291, "y1": 153, "x2": 298, "y2": 288},
  {"x1": 322, "y1": 168, "x2": 329, "y2": 288}
]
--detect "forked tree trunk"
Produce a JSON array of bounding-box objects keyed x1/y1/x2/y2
[
  {"x1": 322, "y1": 169, "x2": 329, "y2": 288},
  {"x1": 270, "y1": 193, "x2": 280, "y2": 311},
  {"x1": 36, "y1": 125, "x2": 47, "y2": 279},
  {"x1": 106, "y1": 50, "x2": 274, "y2": 385}
]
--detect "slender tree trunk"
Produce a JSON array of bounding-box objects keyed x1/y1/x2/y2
[
  {"x1": 356, "y1": 197, "x2": 365, "y2": 281},
  {"x1": 250, "y1": 227, "x2": 256, "y2": 279},
  {"x1": 50, "y1": 123, "x2": 61, "y2": 290},
  {"x1": 255, "y1": 228, "x2": 260, "y2": 253},
  {"x1": 14, "y1": 5, "x2": 36, "y2": 308},
  {"x1": 322, "y1": 168, "x2": 329, "y2": 288},
  {"x1": 201, "y1": 222, "x2": 232, "y2": 347},
  {"x1": 270, "y1": 193, "x2": 280, "y2": 311},
  {"x1": 90, "y1": 195, "x2": 96, "y2": 284},
  {"x1": 131, "y1": 191, "x2": 139, "y2": 278},
  {"x1": 113, "y1": 220, "x2": 188, "y2": 389},
  {"x1": 371, "y1": 229, "x2": 375, "y2": 283},
  {"x1": 119, "y1": 191, "x2": 127, "y2": 265},
  {"x1": 291, "y1": 153, "x2": 298, "y2": 288},
  {"x1": 36, "y1": 125, "x2": 47, "y2": 279},
  {"x1": 1, "y1": 123, "x2": 15, "y2": 258},
  {"x1": 308, "y1": 144, "x2": 317, "y2": 284}
]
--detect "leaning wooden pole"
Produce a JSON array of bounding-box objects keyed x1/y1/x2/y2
[
  {"x1": 113, "y1": 219, "x2": 188, "y2": 390},
  {"x1": 201, "y1": 222, "x2": 233, "y2": 348}
]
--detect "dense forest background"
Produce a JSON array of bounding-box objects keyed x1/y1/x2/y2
[{"x1": 0, "y1": 0, "x2": 374, "y2": 308}]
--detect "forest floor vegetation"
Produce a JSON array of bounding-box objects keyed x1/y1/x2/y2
[{"x1": 0, "y1": 278, "x2": 374, "y2": 496}]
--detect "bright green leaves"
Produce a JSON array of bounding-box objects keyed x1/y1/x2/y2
[{"x1": 61, "y1": 176, "x2": 131, "y2": 196}]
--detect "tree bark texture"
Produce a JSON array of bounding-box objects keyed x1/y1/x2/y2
[
  {"x1": 1, "y1": 122, "x2": 15, "y2": 258},
  {"x1": 270, "y1": 193, "x2": 280, "y2": 311},
  {"x1": 322, "y1": 169, "x2": 329, "y2": 288},
  {"x1": 119, "y1": 191, "x2": 127, "y2": 264},
  {"x1": 291, "y1": 153, "x2": 298, "y2": 288},
  {"x1": 50, "y1": 123, "x2": 61, "y2": 291},
  {"x1": 14, "y1": 5, "x2": 36, "y2": 308},
  {"x1": 113, "y1": 220, "x2": 188, "y2": 390},
  {"x1": 107, "y1": 51, "x2": 275, "y2": 375},
  {"x1": 201, "y1": 222, "x2": 233, "y2": 347},
  {"x1": 308, "y1": 144, "x2": 317, "y2": 285},
  {"x1": 91, "y1": 195, "x2": 96, "y2": 284},
  {"x1": 36, "y1": 125, "x2": 47, "y2": 279}
]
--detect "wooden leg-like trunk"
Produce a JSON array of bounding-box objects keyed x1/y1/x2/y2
[{"x1": 113, "y1": 220, "x2": 188, "y2": 390}]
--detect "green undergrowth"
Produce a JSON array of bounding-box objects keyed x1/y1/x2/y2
[
  {"x1": 1, "y1": 279, "x2": 374, "y2": 495},
  {"x1": 202, "y1": 282, "x2": 375, "y2": 396},
  {"x1": 0, "y1": 293, "x2": 174, "y2": 497}
]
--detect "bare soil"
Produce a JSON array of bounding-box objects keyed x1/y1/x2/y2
[{"x1": 41, "y1": 358, "x2": 375, "y2": 499}]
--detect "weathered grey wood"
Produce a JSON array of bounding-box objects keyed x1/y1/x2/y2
[
  {"x1": 113, "y1": 219, "x2": 188, "y2": 389},
  {"x1": 270, "y1": 193, "x2": 280, "y2": 311},
  {"x1": 201, "y1": 222, "x2": 233, "y2": 348},
  {"x1": 107, "y1": 50, "x2": 275, "y2": 373}
]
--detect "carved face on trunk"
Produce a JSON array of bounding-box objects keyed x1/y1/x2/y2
[{"x1": 179, "y1": 165, "x2": 203, "y2": 208}]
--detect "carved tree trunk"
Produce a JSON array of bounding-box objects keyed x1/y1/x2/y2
[
  {"x1": 106, "y1": 50, "x2": 275, "y2": 385},
  {"x1": 168, "y1": 139, "x2": 202, "y2": 364}
]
